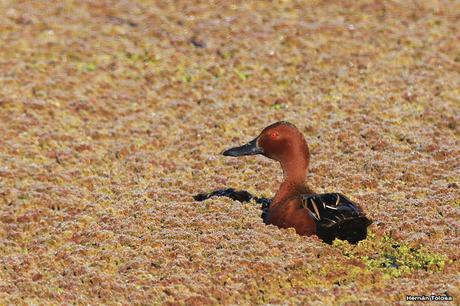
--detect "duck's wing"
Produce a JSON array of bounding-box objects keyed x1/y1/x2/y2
[{"x1": 301, "y1": 193, "x2": 372, "y2": 244}]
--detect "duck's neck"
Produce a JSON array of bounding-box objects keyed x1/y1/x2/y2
[{"x1": 271, "y1": 158, "x2": 314, "y2": 206}]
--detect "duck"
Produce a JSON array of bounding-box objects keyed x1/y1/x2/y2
[{"x1": 219, "y1": 121, "x2": 372, "y2": 244}]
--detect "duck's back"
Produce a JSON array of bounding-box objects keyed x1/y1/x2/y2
[{"x1": 301, "y1": 193, "x2": 372, "y2": 244}]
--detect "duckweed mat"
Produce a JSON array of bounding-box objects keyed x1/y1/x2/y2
[{"x1": 0, "y1": 0, "x2": 459, "y2": 304}]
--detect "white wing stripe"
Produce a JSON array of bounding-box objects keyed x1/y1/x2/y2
[{"x1": 310, "y1": 199, "x2": 321, "y2": 220}]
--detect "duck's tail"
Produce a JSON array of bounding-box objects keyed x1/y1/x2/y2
[
  {"x1": 302, "y1": 193, "x2": 372, "y2": 244},
  {"x1": 193, "y1": 188, "x2": 271, "y2": 219}
]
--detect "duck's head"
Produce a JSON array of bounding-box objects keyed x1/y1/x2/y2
[{"x1": 222, "y1": 121, "x2": 309, "y2": 166}]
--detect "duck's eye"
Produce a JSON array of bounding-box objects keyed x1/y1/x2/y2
[{"x1": 269, "y1": 131, "x2": 279, "y2": 139}]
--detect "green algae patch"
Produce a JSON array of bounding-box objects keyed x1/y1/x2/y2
[
  {"x1": 234, "y1": 68, "x2": 249, "y2": 81},
  {"x1": 450, "y1": 198, "x2": 460, "y2": 207},
  {"x1": 333, "y1": 232, "x2": 449, "y2": 278}
]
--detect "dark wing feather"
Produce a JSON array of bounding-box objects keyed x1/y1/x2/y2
[{"x1": 301, "y1": 193, "x2": 372, "y2": 244}]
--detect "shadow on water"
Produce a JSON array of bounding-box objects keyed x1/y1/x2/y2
[{"x1": 194, "y1": 188, "x2": 271, "y2": 220}]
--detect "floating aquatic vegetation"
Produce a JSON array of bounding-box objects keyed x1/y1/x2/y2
[{"x1": 0, "y1": 0, "x2": 459, "y2": 304}]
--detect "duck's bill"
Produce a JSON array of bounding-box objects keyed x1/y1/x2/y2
[{"x1": 222, "y1": 138, "x2": 264, "y2": 157}]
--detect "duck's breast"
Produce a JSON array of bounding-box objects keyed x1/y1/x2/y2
[{"x1": 265, "y1": 198, "x2": 317, "y2": 236}]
